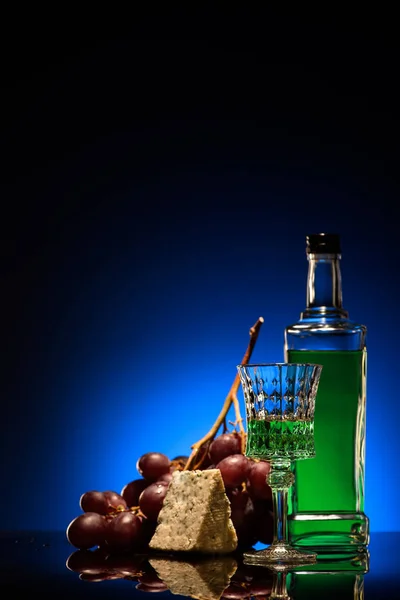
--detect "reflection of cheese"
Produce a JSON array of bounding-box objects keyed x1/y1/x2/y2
[
  {"x1": 149, "y1": 469, "x2": 238, "y2": 554},
  {"x1": 149, "y1": 556, "x2": 237, "y2": 600}
]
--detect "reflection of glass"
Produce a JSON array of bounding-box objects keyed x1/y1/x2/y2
[
  {"x1": 237, "y1": 363, "x2": 322, "y2": 566},
  {"x1": 269, "y1": 564, "x2": 293, "y2": 600}
]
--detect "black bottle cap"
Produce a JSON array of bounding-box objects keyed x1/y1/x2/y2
[{"x1": 306, "y1": 233, "x2": 341, "y2": 254}]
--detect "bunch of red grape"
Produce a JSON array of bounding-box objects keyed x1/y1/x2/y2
[{"x1": 66, "y1": 432, "x2": 273, "y2": 554}]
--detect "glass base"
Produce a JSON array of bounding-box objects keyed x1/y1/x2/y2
[{"x1": 243, "y1": 543, "x2": 317, "y2": 567}]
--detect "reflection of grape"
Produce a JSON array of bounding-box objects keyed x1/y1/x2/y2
[
  {"x1": 120, "y1": 479, "x2": 148, "y2": 507},
  {"x1": 67, "y1": 551, "x2": 279, "y2": 594},
  {"x1": 138, "y1": 572, "x2": 169, "y2": 588},
  {"x1": 105, "y1": 511, "x2": 143, "y2": 551},
  {"x1": 136, "y1": 569, "x2": 169, "y2": 592},
  {"x1": 216, "y1": 454, "x2": 251, "y2": 488},
  {"x1": 209, "y1": 433, "x2": 242, "y2": 464},
  {"x1": 67, "y1": 548, "x2": 147, "y2": 580},
  {"x1": 79, "y1": 572, "x2": 110, "y2": 582},
  {"x1": 136, "y1": 582, "x2": 169, "y2": 592},
  {"x1": 105, "y1": 552, "x2": 146, "y2": 578},
  {"x1": 66, "y1": 548, "x2": 108, "y2": 574},
  {"x1": 222, "y1": 583, "x2": 250, "y2": 598},
  {"x1": 249, "y1": 581, "x2": 273, "y2": 596},
  {"x1": 137, "y1": 452, "x2": 171, "y2": 482},
  {"x1": 66, "y1": 512, "x2": 106, "y2": 549},
  {"x1": 139, "y1": 481, "x2": 169, "y2": 521}
]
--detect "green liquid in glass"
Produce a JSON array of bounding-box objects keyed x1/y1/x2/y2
[
  {"x1": 286, "y1": 349, "x2": 367, "y2": 547},
  {"x1": 246, "y1": 418, "x2": 315, "y2": 461}
]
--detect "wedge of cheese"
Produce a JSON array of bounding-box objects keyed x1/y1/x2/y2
[
  {"x1": 149, "y1": 469, "x2": 238, "y2": 554},
  {"x1": 149, "y1": 556, "x2": 237, "y2": 600}
]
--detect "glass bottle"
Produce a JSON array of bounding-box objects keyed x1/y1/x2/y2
[{"x1": 284, "y1": 233, "x2": 369, "y2": 549}]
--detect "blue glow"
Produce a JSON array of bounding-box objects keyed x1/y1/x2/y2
[{"x1": 2, "y1": 177, "x2": 398, "y2": 534}]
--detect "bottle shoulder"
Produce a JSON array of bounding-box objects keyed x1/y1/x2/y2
[
  {"x1": 285, "y1": 319, "x2": 367, "y2": 335},
  {"x1": 284, "y1": 317, "x2": 366, "y2": 351}
]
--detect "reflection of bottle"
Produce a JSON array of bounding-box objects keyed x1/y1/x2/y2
[
  {"x1": 290, "y1": 570, "x2": 367, "y2": 600},
  {"x1": 284, "y1": 233, "x2": 368, "y2": 548},
  {"x1": 269, "y1": 549, "x2": 369, "y2": 600}
]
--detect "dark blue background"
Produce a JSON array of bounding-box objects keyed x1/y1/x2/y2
[{"x1": 1, "y1": 25, "x2": 398, "y2": 532}]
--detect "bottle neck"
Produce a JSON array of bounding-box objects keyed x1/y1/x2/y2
[{"x1": 301, "y1": 253, "x2": 349, "y2": 319}]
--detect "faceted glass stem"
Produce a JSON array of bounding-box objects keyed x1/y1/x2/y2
[
  {"x1": 243, "y1": 460, "x2": 317, "y2": 566},
  {"x1": 270, "y1": 462, "x2": 292, "y2": 548}
]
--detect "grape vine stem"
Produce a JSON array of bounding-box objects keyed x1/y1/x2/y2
[{"x1": 184, "y1": 317, "x2": 264, "y2": 470}]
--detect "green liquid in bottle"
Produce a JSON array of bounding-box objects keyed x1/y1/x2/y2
[{"x1": 286, "y1": 349, "x2": 367, "y2": 548}]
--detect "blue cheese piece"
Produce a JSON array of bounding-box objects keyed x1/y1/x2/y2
[
  {"x1": 149, "y1": 555, "x2": 237, "y2": 600},
  {"x1": 149, "y1": 469, "x2": 238, "y2": 554}
]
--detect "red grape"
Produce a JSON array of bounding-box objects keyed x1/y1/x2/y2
[
  {"x1": 139, "y1": 481, "x2": 169, "y2": 521},
  {"x1": 67, "y1": 512, "x2": 106, "y2": 549},
  {"x1": 79, "y1": 490, "x2": 127, "y2": 515},
  {"x1": 228, "y1": 488, "x2": 258, "y2": 549},
  {"x1": 157, "y1": 472, "x2": 173, "y2": 484},
  {"x1": 103, "y1": 491, "x2": 127, "y2": 511},
  {"x1": 170, "y1": 455, "x2": 189, "y2": 471},
  {"x1": 191, "y1": 442, "x2": 214, "y2": 469},
  {"x1": 227, "y1": 486, "x2": 249, "y2": 508},
  {"x1": 209, "y1": 432, "x2": 242, "y2": 464},
  {"x1": 120, "y1": 479, "x2": 148, "y2": 507},
  {"x1": 256, "y1": 507, "x2": 274, "y2": 545},
  {"x1": 228, "y1": 489, "x2": 248, "y2": 532},
  {"x1": 137, "y1": 514, "x2": 157, "y2": 546},
  {"x1": 104, "y1": 511, "x2": 143, "y2": 552},
  {"x1": 137, "y1": 452, "x2": 171, "y2": 482},
  {"x1": 246, "y1": 461, "x2": 272, "y2": 501},
  {"x1": 216, "y1": 454, "x2": 252, "y2": 488},
  {"x1": 79, "y1": 491, "x2": 107, "y2": 514}
]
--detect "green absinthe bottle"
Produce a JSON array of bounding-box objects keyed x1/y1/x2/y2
[{"x1": 284, "y1": 233, "x2": 369, "y2": 549}]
